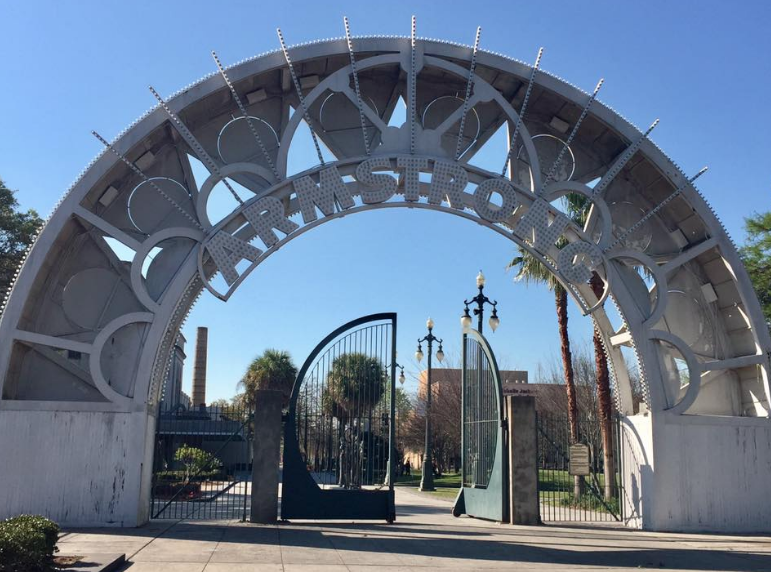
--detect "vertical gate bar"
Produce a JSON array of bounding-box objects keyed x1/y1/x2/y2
[
  {"x1": 371, "y1": 325, "x2": 375, "y2": 486},
  {"x1": 365, "y1": 327, "x2": 371, "y2": 486},
  {"x1": 537, "y1": 412, "x2": 540, "y2": 521},
  {"x1": 461, "y1": 333, "x2": 467, "y2": 488},
  {"x1": 389, "y1": 318, "x2": 397, "y2": 490},
  {"x1": 621, "y1": 413, "x2": 624, "y2": 521},
  {"x1": 367, "y1": 327, "x2": 372, "y2": 486},
  {"x1": 243, "y1": 410, "x2": 248, "y2": 521}
]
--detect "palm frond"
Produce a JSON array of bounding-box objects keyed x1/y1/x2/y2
[{"x1": 508, "y1": 245, "x2": 561, "y2": 291}]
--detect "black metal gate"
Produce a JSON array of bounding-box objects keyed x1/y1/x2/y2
[
  {"x1": 281, "y1": 313, "x2": 397, "y2": 522},
  {"x1": 151, "y1": 400, "x2": 252, "y2": 520},
  {"x1": 537, "y1": 411, "x2": 623, "y2": 523},
  {"x1": 452, "y1": 327, "x2": 508, "y2": 522}
]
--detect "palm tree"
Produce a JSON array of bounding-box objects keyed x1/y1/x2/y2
[
  {"x1": 238, "y1": 349, "x2": 298, "y2": 409},
  {"x1": 565, "y1": 192, "x2": 616, "y2": 501},
  {"x1": 509, "y1": 248, "x2": 583, "y2": 497},
  {"x1": 590, "y1": 273, "x2": 616, "y2": 500},
  {"x1": 510, "y1": 192, "x2": 616, "y2": 500},
  {"x1": 323, "y1": 353, "x2": 386, "y2": 487},
  {"x1": 324, "y1": 353, "x2": 386, "y2": 418}
]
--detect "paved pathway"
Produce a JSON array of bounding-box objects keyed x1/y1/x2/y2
[{"x1": 58, "y1": 489, "x2": 771, "y2": 571}]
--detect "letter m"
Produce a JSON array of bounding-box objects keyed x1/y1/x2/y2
[{"x1": 294, "y1": 165, "x2": 355, "y2": 224}]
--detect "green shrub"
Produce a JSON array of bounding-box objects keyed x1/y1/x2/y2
[
  {"x1": 0, "y1": 515, "x2": 59, "y2": 572},
  {"x1": 155, "y1": 469, "x2": 222, "y2": 482},
  {"x1": 174, "y1": 445, "x2": 222, "y2": 484}
]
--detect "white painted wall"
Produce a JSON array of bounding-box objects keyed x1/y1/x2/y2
[
  {"x1": 644, "y1": 414, "x2": 771, "y2": 532},
  {"x1": 622, "y1": 412, "x2": 771, "y2": 533},
  {"x1": 0, "y1": 409, "x2": 152, "y2": 527},
  {"x1": 619, "y1": 414, "x2": 653, "y2": 529}
]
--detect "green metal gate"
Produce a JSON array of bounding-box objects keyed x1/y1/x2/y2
[
  {"x1": 453, "y1": 327, "x2": 508, "y2": 522},
  {"x1": 281, "y1": 313, "x2": 397, "y2": 522}
]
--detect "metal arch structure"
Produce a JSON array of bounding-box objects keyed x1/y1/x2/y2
[{"x1": 0, "y1": 21, "x2": 769, "y2": 531}]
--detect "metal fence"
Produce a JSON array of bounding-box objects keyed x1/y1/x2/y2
[
  {"x1": 292, "y1": 321, "x2": 393, "y2": 491},
  {"x1": 536, "y1": 411, "x2": 623, "y2": 523},
  {"x1": 151, "y1": 401, "x2": 252, "y2": 520}
]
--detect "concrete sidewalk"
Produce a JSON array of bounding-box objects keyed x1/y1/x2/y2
[{"x1": 58, "y1": 489, "x2": 771, "y2": 571}]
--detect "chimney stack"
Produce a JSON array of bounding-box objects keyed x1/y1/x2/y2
[{"x1": 191, "y1": 327, "x2": 208, "y2": 407}]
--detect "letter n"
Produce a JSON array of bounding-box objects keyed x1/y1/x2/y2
[{"x1": 514, "y1": 198, "x2": 570, "y2": 253}]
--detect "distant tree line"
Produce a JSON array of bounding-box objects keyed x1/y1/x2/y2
[{"x1": 0, "y1": 179, "x2": 42, "y2": 297}]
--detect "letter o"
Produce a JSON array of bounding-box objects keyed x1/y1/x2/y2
[{"x1": 473, "y1": 178, "x2": 519, "y2": 223}]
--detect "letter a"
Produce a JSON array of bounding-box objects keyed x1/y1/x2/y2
[{"x1": 205, "y1": 231, "x2": 263, "y2": 286}]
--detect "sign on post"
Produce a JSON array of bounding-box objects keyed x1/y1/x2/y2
[{"x1": 569, "y1": 444, "x2": 591, "y2": 476}]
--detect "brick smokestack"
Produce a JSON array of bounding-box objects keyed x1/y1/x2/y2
[{"x1": 191, "y1": 327, "x2": 208, "y2": 407}]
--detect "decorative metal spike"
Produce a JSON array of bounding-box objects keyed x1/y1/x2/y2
[
  {"x1": 606, "y1": 166, "x2": 708, "y2": 251},
  {"x1": 455, "y1": 26, "x2": 481, "y2": 161},
  {"x1": 277, "y1": 28, "x2": 326, "y2": 167},
  {"x1": 409, "y1": 15, "x2": 417, "y2": 155},
  {"x1": 149, "y1": 86, "x2": 244, "y2": 205},
  {"x1": 212, "y1": 50, "x2": 281, "y2": 180},
  {"x1": 592, "y1": 118, "x2": 659, "y2": 196},
  {"x1": 502, "y1": 47, "x2": 543, "y2": 177},
  {"x1": 91, "y1": 130, "x2": 204, "y2": 230},
  {"x1": 538, "y1": 78, "x2": 604, "y2": 194},
  {"x1": 343, "y1": 17, "x2": 371, "y2": 156}
]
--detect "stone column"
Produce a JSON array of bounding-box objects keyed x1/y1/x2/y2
[
  {"x1": 251, "y1": 389, "x2": 283, "y2": 524},
  {"x1": 507, "y1": 394, "x2": 539, "y2": 525}
]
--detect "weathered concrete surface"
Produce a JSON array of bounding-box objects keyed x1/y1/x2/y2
[
  {"x1": 650, "y1": 414, "x2": 771, "y2": 533},
  {"x1": 251, "y1": 389, "x2": 283, "y2": 524},
  {"x1": 0, "y1": 409, "x2": 154, "y2": 527},
  {"x1": 56, "y1": 553, "x2": 125, "y2": 572},
  {"x1": 507, "y1": 395, "x2": 538, "y2": 526},
  {"x1": 55, "y1": 489, "x2": 771, "y2": 571},
  {"x1": 620, "y1": 413, "x2": 771, "y2": 533}
]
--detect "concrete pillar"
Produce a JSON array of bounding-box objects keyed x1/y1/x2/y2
[
  {"x1": 191, "y1": 327, "x2": 208, "y2": 407},
  {"x1": 507, "y1": 395, "x2": 539, "y2": 525},
  {"x1": 251, "y1": 389, "x2": 283, "y2": 524}
]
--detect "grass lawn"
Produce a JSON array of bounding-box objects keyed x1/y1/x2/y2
[
  {"x1": 395, "y1": 469, "x2": 620, "y2": 513},
  {"x1": 538, "y1": 469, "x2": 620, "y2": 514},
  {"x1": 395, "y1": 472, "x2": 461, "y2": 501}
]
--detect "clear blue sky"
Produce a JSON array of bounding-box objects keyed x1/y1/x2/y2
[{"x1": 2, "y1": 1, "x2": 770, "y2": 401}]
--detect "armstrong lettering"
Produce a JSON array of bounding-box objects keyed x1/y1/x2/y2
[{"x1": 199, "y1": 156, "x2": 604, "y2": 300}]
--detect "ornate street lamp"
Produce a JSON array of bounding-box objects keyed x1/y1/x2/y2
[
  {"x1": 379, "y1": 357, "x2": 405, "y2": 486},
  {"x1": 460, "y1": 270, "x2": 501, "y2": 333},
  {"x1": 415, "y1": 317, "x2": 444, "y2": 491}
]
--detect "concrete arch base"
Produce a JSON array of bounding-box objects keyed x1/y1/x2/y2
[
  {"x1": 621, "y1": 413, "x2": 771, "y2": 533},
  {"x1": 0, "y1": 408, "x2": 155, "y2": 527}
]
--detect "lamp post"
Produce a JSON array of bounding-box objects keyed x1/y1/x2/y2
[
  {"x1": 382, "y1": 361, "x2": 405, "y2": 486},
  {"x1": 416, "y1": 317, "x2": 444, "y2": 491},
  {"x1": 460, "y1": 271, "x2": 500, "y2": 486},
  {"x1": 460, "y1": 270, "x2": 501, "y2": 334}
]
